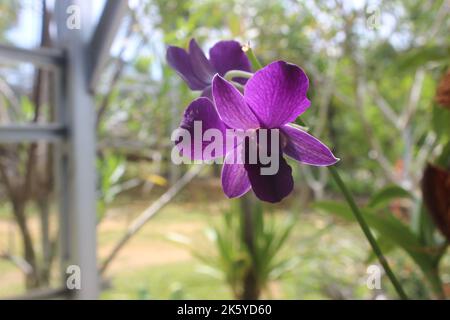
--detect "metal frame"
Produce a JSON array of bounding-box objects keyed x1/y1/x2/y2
[
  {"x1": 0, "y1": 124, "x2": 66, "y2": 142},
  {"x1": 0, "y1": 44, "x2": 65, "y2": 70},
  {"x1": 88, "y1": 0, "x2": 128, "y2": 92},
  {"x1": 0, "y1": 0, "x2": 128, "y2": 299}
]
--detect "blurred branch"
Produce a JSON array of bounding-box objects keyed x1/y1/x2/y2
[
  {"x1": 368, "y1": 84, "x2": 401, "y2": 130},
  {"x1": 0, "y1": 76, "x2": 20, "y2": 122},
  {"x1": 427, "y1": 0, "x2": 450, "y2": 40},
  {"x1": 96, "y1": 4, "x2": 155, "y2": 129},
  {"x1": 400, "y1": 68, "x2": 426, "y2": 129},
  {"x1": 99, "y1": 165, "x2": 204, "y2": 275},
  {"x1": 95, "y1": 18, "x2": 135, "y2": 129},
  {"x1": 98, "y1": 137, "x2": 169, "y2": 162},
  {"x1": 341, "y1": 8, "x2": 397, "y2": 183},
  {"x1": 416, "y1": 132, "x2": 438, "y2": 168},
  {"x1": 400, "y1": 68, "x2": 425, "y2": 188},
  {"x1": 315, "y1": 60, "x2": 336, "y2": 137},
  {"x1": 0, "y1": 252, "x2": 34, "y2": 275},
  {"x1": 355, "y1": 72, "x2": 396, "y2": 182},
  {"x1": 412, "y1": 131, "x2": 438, "y2": 186},
  {"x1": 302, "y1": 166, "x2": 328, "y2": 199}
]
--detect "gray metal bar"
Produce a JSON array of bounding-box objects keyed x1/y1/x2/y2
[
  {"x1": 52, "y1": 66, "x2": 72, "y2": 290},
  {"x1": 6, "y1": 287, "x2": 69, "y2": 300},
  {"x1": 56, "y1": 0, "x2": 99, "y2": 299},
  {"x1": 88, "y1": 0, "x2": 128, "y2": 92},
  {"x1": 0, "y1": 44, "x2": 65, "y2": 69},
  {"x1": 0, "y1": 124, "x2": 66, "y2": 142},
  {"x1": 5, "y1": 279, "x2": 112, "y2": 300}
]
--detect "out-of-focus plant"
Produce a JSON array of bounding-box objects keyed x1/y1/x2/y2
[
  {"x1": 314, "y1": 184, "x2": 448, "y2": 298},
  {"x1": 97, "y1": 153, "x2": 126, "y2": 221},
  {"x1": 0, "y1": 1, "x2": 57, "y2": 289},
  {"x1": 135, "y1": 283, "x2": 185, "y2": 300},
  {"x1": 169, "y1": 201, "x2": 298, "y2": 299},
  {"x1": 314, "y1": 61, "x2": 450, "y2": 299}
]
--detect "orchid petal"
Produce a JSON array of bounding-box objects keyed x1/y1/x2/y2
[
  {"x1": 245, "y1": 155, "x2": 294, "y2": 203},
  {"x1": 166, "y1": 46, "x2": 208, "y2": 91},
  {"x1": 209, "y1": 40, "x2": 251, "y2": 83},
  {"x1": 188, "y1": 39, "x2": 216, "y2": 84},
  {"x1": 176, "y1": 97, "x2": 227, "y2": 160},
  {"x1": 222, "y1": 146, "x2": 251, "y2": 198},
  {"x1": 212, "y1": 75, "x2": 260, "y2": 129},
  {"x1": 282, "y1": 124, "x2": 339, "y2": 166},
  {"x1": 201, "y1": 86, "x2": 212, "y2": 100},
  {"x1": 244, "y1": 61, "x2": 310, "y2": 127}
]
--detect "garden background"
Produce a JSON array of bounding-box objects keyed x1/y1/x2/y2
[{"x1": 0, "y1": 0, "x2": 449, "y2": 300}]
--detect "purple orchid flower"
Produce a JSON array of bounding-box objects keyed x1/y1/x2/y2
[
  {"x1": 178, "y1": 60, "x2": 339, "y2": 203},
  {"x1": 166, "y1": 39, "x2": 251, "y2": 98}
]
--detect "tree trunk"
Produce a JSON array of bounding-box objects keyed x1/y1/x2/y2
[{"x1": 11, "y1": 198, "x2": 39, "y2": 289}]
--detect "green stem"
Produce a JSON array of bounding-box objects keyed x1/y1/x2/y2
[
  {"x1": 224, "y1": 70, "x2": 253, "y2": 81},
  {"x1": 328, "y1": 166, "x2": 409, "y2": 300},
  {"x1": 244, "y1": 46, "x2": 263, "y2": 71},
  {"x1": 230, "y1": 81, "x2": 244, "y2": 92}
]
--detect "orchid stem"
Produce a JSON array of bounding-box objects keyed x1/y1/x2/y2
[
  {"x1": 224, "y1": 70, "x2": 253, "y2": 81},
  {"x1": 230, "y1": 81, "x2": 244, "y2": 92},
  {"x1": 243, "y1": 45, "x2": 263, "y2": 71},
  {"x1": 328, "y1": 166, "x2": 409, "y2": 300}
]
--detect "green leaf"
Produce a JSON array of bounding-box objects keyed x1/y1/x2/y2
[
  {"x1": 20, "y1": 96, "x2": 34, "y2": 120},
  {"x1": 313, "y1": 201, "x2": 353, "y2": 220},
  {"x1": 314, "y1": 200, "x2": 440, "y2": 293},
  {"x1": 368, "y1": 185, "x2": 414, "y2": 209},
  {"x1": 436, "y1": 141, "x2": 450, "y2": 168},
  {"x1": 134, "y1": 56, "x2": 152, "y2": 73},
  {"x1": 413, "y1": 202, "x2": 437, "y2": 248},
  {"x1": 397, "y1": 45, "x2": 450, "y2": 71},
  {"x1": 432, "y1": 106, "x2": 450, "y2": 142}
]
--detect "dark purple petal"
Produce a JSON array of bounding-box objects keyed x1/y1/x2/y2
[
  {"x1": 188, "y1": 39, "x2": 216, "y2": 85},
  {"x1": 244, "y1": 60, "x2": 310, "y2": 128},
  {"x1": 222, "y1": 146, "x2": 251, "y2": 198},
  {"x1": 209, "y1": 40, "x2": 251, "y2": 79},
  {"x1": 282, "y1": 124, "x2": 339, "y2": 166},
  {"x1": 166, "y1": 46, "x2": 209, "y2": 90},
  {"x1": 212, "y1": 75, "x2": 260, "y2": 129},
  {"x1": 176, "y1": 97, "x2": 227, "y2": 160},
  {"x1": 245, "y1": 155, "x2": 294, "y2": 203}
]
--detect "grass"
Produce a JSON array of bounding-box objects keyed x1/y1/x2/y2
[
  {"x1": 101, "y1": 262, "x2": 232, "y2": 300},
  {"x1": 0, "y1": 178, "x2": 433, "y2": 299},
  {"x1": 96, "y1": 193, "x2": 374, "y2": 299}
]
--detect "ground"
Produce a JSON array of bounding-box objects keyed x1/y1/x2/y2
[{"x1": 0, "y1": 179, "x2": 413, "y2": 299}]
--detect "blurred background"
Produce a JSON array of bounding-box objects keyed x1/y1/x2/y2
[{"x1": 0, "y1": 0, "x2": 449, "y2": 299}]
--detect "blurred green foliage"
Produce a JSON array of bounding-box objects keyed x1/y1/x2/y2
[
  {"x1": 315, "y1": 183, "x2": 448, "y2": 298},
  {"x1": 169, "y1": 200, "x2": 297, "y2": 299}
]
